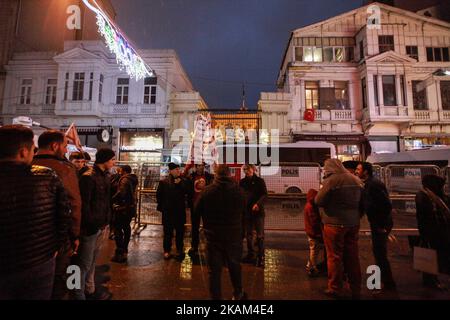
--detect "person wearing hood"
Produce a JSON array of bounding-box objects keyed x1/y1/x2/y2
[
  {"x1": 415, "y1": 174, "x2": 450, "y2": 290},
  {"x1": 111, "y1": 165, "x2": 139, "y2": 263},
  {"x1": 315, "y1": 158, "x2": 364, "y2": 299},
  {"x1": 196, "y1": 164, "x2": 247, "y2": 300},
  {"x1": 304, "y1": 189, "x2": 326, "y2": 277}
]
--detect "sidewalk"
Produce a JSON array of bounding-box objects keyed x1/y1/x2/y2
[{"x1": 94, "y1": 225, "x2": 450, "y2": 300}]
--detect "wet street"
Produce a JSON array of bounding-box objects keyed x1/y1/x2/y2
[{"x1": 93, "y1": 224, "x2": 450, "y2": 300}]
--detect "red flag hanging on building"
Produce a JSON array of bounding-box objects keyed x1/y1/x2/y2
[
  {"x1": 304, "y1": 109, "x2": 315, "y2": 122},
  {"x1": 65, "y1": 123, "x2": 83, "y2": 151}
]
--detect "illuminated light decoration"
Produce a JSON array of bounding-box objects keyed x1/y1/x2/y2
[{"x1": 82, "y1": 0, "x2": 153, "y2": 81}]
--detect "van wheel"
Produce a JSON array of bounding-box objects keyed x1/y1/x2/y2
[{"x1": 285, "y1": 187, "x2": 302, "y2": 194}]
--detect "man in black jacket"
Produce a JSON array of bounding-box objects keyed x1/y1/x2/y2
[
  {"x1": 157, "y1": 163, "x2": 190, "y2": 260},
  {"x1": 188, "y1": 163, "x2": 214, "y2": 257},
  {"x1": 32, "y1": 130, "x2": 82, "y2": 300},
  {"x1": 240, "y1": 164, "x2": 268, "y2": 268},
  {"x1": 356, "y1": 162, "x2": 396, "y2": 291},
  {"x1": 0, "y1": 125, "x2": 71, "y2": 300},
  {"x1": 196, "y1": 164, "x2": 247, "y2": 300},
  {"x1": 111, "y1": 165, "x2": 138, "y2": 263},
  {"x1": 74, "y1": 148, "x2": 115, "y2": 300}
]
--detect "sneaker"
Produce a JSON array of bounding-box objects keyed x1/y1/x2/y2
[
  {"x1": 232, "y1": 291, "x2": 248, "y2": 300},
  {"x1": 307, "y1": 267, "x2": 320, "y2": 278},
  {"x1": 163, "y1": 252, "x2": 171, "y2": 260}
]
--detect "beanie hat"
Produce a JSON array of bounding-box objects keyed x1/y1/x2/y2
[
  {"x1": 95, "y1": 148, "x2": 115, "y2": 164},
  {"x1": 168, "y1": 162, "x2": 180, "y2": 171}
]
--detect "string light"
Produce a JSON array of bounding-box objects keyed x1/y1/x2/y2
[{"x1": 82, "y1": 0, "x2": 153, "y2": 81}]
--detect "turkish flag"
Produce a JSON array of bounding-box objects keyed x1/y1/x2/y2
[{"x1": 304, "y1": 109, "x2": 315, "y2": 122}]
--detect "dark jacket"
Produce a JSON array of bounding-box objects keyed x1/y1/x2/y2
[
  {"x1": 196, "y1": 176, "x2": 245, "y2": 240},
  {"x1": 79, "y1": 165, "x2": 112, "y2": 236},
  {"x1": 156, "y1": 175, "x2": 189, "y2": 225},
  {"x1": 361, "y1": 176, "x2": 393, "y2": 231},
  {"x1": 189, "y1": 171, "x2": 214, "y2": 207},
  {"x1": 239, "y1": 174, "x2": 268, "y2": 216},
  {"x1": 32, "y1": 154, "x2": 82, "y2": 240},
  {"x1": 112, "y1": 173, "x2": 139, "y2": 217},
  {"x1": 304, "y1": 189, "x2": 323, "y2": 240},
  {"x1": 0, "y1": 161, "x2": 72, "y2": 273},
  {"x1": 315, "y1": 159, "x2": 363, "y2": 227},
  {"x1": 415, "y1": 190, "x2": 450, "y2": 249}
]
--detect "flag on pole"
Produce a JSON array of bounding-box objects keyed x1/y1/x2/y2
[{"x1": 65, "y1": 123, "x2": 83, "y2": 151}]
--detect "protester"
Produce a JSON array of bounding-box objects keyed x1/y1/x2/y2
[
  {"x1": 109, "y1": 167, "x2": 123, "y2": 240},
  {"x1": 188, "y1": 163, "x2": 214, "y2": 257},
  {"x1": 304, "y1": 189, "x2": 326, "y2": 277},
  {"x1": 415, "y1": 174, "x2": 450, "y2": 290},
  {"x1": 196, "y1": 164, "x2": 248, "y2": 300},
  {"x1": 32, "y1": 130, "x2": 82, "y2": 299},
  {"x1": 240, "y1": 164, "x2": 268, "y2": 268},
  {"x1": 315, "y1": 159, "x2": 363, "y2": 299},
  {"x1": 157, "y1": 163, "x2": 190, "y2": 260},
  {"x1": 0, "y1": 125, "x2": 71, "y2": 300},
  {"x1": 111, "y1": 165, "x2": 138, "y2": 263},
  {"x1": 356, "y1": 162, "x2": 396, "y2": 292},
  {"x1": 69, "y1": 151, "x2": 86, "y2": 171},
  {"x1": 73, "y1": 148, "x2": 115, "y2": 300},
  {"x1": 342, "y1": 160, "x2": 359, "y2": 175}
]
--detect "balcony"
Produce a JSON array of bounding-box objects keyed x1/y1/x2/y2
[
  {"x1": 414, "y1": 110, "x2": 439, "y2": 121},
  {"x1": 442, "y1": 110, "x2": 450, "y2": 121},
  {"x1": 4, "y1": 104, "x2": 55, "y2": 116},
  {"x1": 313, "y1": 109, "x2": 354, "y2": 121},
  {"x1": 102, "y1": 103, "x2": 160, "y2": 116},
  {"x1": 57, "y1": 101, "x2": 98, "y2": 116}
]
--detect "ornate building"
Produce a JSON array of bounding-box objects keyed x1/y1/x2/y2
[{"x1": 259, "y1": 1, "x2": 450, "y2": 160}]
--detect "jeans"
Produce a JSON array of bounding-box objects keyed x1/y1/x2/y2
[
  {"x1": 245, "y1": 214, "x2": 265, "y2": 258},
  {"x1": 163, "y1": 223, "x2": 185, "y2": 254},
  {"x1": 307, "y1": 237, "x2": 325, "y2": 270},
  {"x1": 114, "y1": 214, "x2": 133, "y2": 254},
  {"x1": 371, "y1": 229, "x2": 396, "y2": 288},
  {"x1": 0, "y1": 257, "x2": 56, "y2": 300},
  {"x1": 323, "y1": 224, "x2": 361, "y2": 296},
  {"x1": 73, "y1": 228, "x2": 107, "y2": 300},
  {"x1": 205, "y1": 231, "x2": 243, "y2": 300}
]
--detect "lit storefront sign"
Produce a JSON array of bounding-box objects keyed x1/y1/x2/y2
[
  {"x1": 82, "y1": 0, "x2": 153, "y2": 81},
  {"x1": 119, "y1": 129, "x2": 164, "y2": 162}
]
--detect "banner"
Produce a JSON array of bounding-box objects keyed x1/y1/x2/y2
[{"x1": 65, "y1": 123, "x2": 83, "y2": 151}]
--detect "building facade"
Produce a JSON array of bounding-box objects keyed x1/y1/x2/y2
[
  {"x1": 1, "y1": 40, "x2": 206, "y2": 162},
  {"x1": 0, "y1": 0, "x2": 116, "y2": 124},
  {"x1": 260, "y1": 2, "x2": 450, "y2": 160}
]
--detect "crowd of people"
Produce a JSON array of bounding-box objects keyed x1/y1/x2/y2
[
  {"x1": 1, "y1": 124, "x2": 449, "y2": 301},
  {"x1": 0, "y1": 125, "x2": 136, "y2": 300}
]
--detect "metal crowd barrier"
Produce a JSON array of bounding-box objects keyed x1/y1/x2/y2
[
  {"x1": 119, "y1": 162, "x2": 446, "y2": 233},
  {"x1": 384, "y1": 164, "x2": 441, "y2": 195}
]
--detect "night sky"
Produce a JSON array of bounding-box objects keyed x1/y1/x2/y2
[{"x1": 111, "y1": 0, "x2": 364, "y2": 109}]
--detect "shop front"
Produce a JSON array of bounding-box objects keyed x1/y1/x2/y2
[
  {"x1": 403, "y1": 135, "x2": 450, "y2": 151},
  {"x1": 119, "y1": 128, "x2": 164, "y2": 163},
  {"x1": 293, "y1": 134, "x2": 367, "y2": 161},
  {"x1": 61, "y1": 126, "x2": 113, "y2": 150}
]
